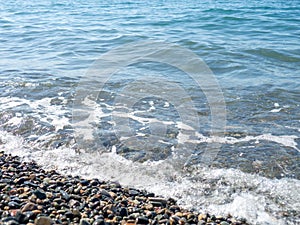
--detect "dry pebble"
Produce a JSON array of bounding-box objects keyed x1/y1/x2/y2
[{"x1": 0, "y1": 152, "x2": 250, "y2": 225}]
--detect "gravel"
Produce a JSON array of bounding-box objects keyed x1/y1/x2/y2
[{"x1": 0, "y1": 151, "x2": 250, "y2": 225}]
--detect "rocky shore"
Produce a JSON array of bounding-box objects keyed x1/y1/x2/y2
[{"x1": 0, "y1": 151, "x2": 250, "y2": 225}]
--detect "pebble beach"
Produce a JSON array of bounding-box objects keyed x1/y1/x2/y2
[{"x1": 0, "y1": 152, "x2": 250, "y2": 225}]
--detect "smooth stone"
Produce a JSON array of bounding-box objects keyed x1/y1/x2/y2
[
  {"x1": 59, "y1": 190, "x2": 70, "y2": 201},
  {"x1": 21, "y1": 203, "x2": 37, "y2": 212},
  {"x1": 14, "y1": 177, "x2": 26, "y2": 185},
  {"x1": 146, "y1": 193, "x2": 155, "y2": 197},
  {"x1": 129, "y1": 189, "x2": 139, "y2": 196},
  {"x1": 197, "y1": 220, "x2": 205, "y2": 225},
  {"x1": 65, "y1": 210, "x2": 74, "y2": 219},
  {"x1": 170, "y1": 215, "x2": 180, "y2": 223},
  {"x1": 125, "y1": 220, "x2": 135, "y2": 225},
  {"x1": 33, "y1": 190, "x2": 46, "y2": 200},
  {"x1": 149, "y1": 201, "x2": 164, "y2": 207},
  {"x1": 32, "y1": 209, "x2": 42, "y2": 215},
  {"x1": 179, "y1": 218, "x2": 186, "y2": 225},
  {"x1": 108, "y1": 214, "x2": 114, "y2": 220},
  {"x1": 90, "y1": 179, "x2": 99, "y2": 186},
  {"x1": 1, "y1": 217, "x2": 19, "y2": 225},
  {"x1": 145, "y1": 203, "x2": 154, "y2": 210},
  {"x1": 34, "y1": 216, "x2": 52, "y2": 225},
  {"x1": 148, "y1": 197, "x2": 167, "y2": 205},
  {"x1": 53, "y1": 198, "x2": 63, "y2": 204},
  {"x1": 169, "y1": 205, "x2": 180, "y2": 213},
  {"x1": 175, "y1": 212, "x2": 183, "y2": 217},
  {"x1": 158, "y1": 218, "x2": 168, "y2": 224},
  {"x1": 156, "y1": 214, "x2": 164, "y2": 221},
  {"x1": 100, "y1": 189, "x2": 112, "y2": 198},
  {"x1": 128, "y1": 213, "x2": 140, "y2": 219},
  {"x1": 9, "y1": 209, "x2": 20, "y2": 217},
  {"x1": 136, "y1": 217, "x2": 149, "y2": 224},
  {"x1": 80, "y1": 218, "x2": 91, "y2": 225},
  {"x1": 109, "y1": 191, "x2": 117, "y2": 198},
  {"x1": 15, "y1": 212, "x2": 29, "y2": 223},
  {"x1": 3, "y1": 220, "x2": 19, "y2": 225},
  {"x1": 7, "y1": 201, "x2": 20, "y2": 209},
  {"x1": 80, "y1": 179, "x2": 89, "y2": 186},
  {"x1": 24, "y1": 181, "x2": 39, "y2": 188},
  {"x1": 43, "y1": 178, "x2": 51, "y2": 183},
  {"x1": 9, "y1": 189, "x2": 18, "y2": 195},
  {"x1": 198, "y1": 214, "x2": 207, "y2": 221},
  {"x1": 72, "y1": 209, "x2": 81, "y2": 218},
  {"x1": 119, "y1": 207, "x2": 128, "y2": 217},
  {"x1": 220, "y1": 222, "x2": 230, "y2": 225},
  {"x1": 93, "y1": 219, "x2": 105, "y2": 225},
  {"x1": 23, "y1": 211, "x2": 35, "y2": 220},
  {"x1": 146, "y1": 211, "x2": 156, "y2": 219}
]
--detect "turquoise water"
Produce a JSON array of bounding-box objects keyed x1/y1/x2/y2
[{"x1": 0, "y1": 0, "x2": 300, "y2": 224}]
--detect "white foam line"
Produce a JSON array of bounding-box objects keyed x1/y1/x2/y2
[
  {"x1": 1, "y1": 96, "x2": 71, "y2": 132},
  {"x1": 180, "y1": 132, "x2": 300, "y2": 151},
  {"x1": 112, "y1": 110, "x2": 174, "y2": 126},
  {"x1": 176, "y1": 121, "x2": 195, "y2": 131}
]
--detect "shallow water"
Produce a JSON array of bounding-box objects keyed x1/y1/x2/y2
[{"x1": 0, "y1": 0, "x2": 300, "y2": 224}]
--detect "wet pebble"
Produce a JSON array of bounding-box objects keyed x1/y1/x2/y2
[
  {"x1": 33, "y1": 189, "x2": 47, "y2": 200},
  {"x1": 34, "y1": 216, "x2": 53, "y2": 225}
]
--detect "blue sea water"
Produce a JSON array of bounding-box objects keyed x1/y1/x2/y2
[{"x1": 0, "y1": 0, "x2": 300, "y2": 224}]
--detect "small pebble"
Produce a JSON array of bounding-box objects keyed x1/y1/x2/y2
[
  {"x1": 220, "y1": 222, "x2": 230, "y2": 225},
  {"x1": 34, "y1": 216, "x2": 52, "y2": 225}
]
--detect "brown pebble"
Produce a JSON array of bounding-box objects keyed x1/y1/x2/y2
[
  {"x1": 198, "y1": 213, "x2": 207, "y2": 221},
  {"x1": 17, "y1": 187, "x2": 25, "y2": 194},
  {"x1": 186, "y1": 213, "x2": 194, "y2": 220},
  {"x1": 159, "y1": 218, "x2": 169, "y2": 224},
  {"x1": 32, "y1": 209, "x2": 42, "y2": 215},
  {"x1": 9, "y1": 209, "x2": 20, "y2": 216},
  {"x1": 175, "y1": 212, "x2": 183, "y2": 217},
  {"x1": 36, "y1": 199, "x2": 44, "y2": 204},
  {"x1": 29, "y1": 174, "x2": 36, "y2": 180},
  {"x1": 145, "y1": 203, "x2": 153, "y2": 210},
  {"x1": 109, "y1": 191, "x2": 117, "y2": 198},
  {"x1": 179, "y1": 218, "x2": 186, "y2": 225},
  {"x1": 22, "y1": 202, "x2": 37, "y2": 212},
  {"x1": 125, "y1": 220, "x2": 135, "y2": 225},
  {"x1": 35, "y1": 216, "x2": 53, "y2": 225},
  {"x1": 9, "y1": 189, "x2": 18, "y2": 195}
]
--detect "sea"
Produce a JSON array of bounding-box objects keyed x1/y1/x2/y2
[{"x1": 0, "y1": 0, "x2": 299, "y2": 224}]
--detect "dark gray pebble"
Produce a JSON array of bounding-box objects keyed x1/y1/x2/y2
[
  {"x1": 80, "y1": 179, "x2": 90, "y2": 186},
  {"x1": 129, "y1": 189, "x2": 139, "y2": 196},
  {"x1": 80, "y1": 218, "x2": 91, "y2": 225},
  {"x1": 24, "y1": 181, "x2": 39, "y2": 187},
  {"x1": 136, "y1": 216, "x2": 149, "y2": 224},
  {"x1": 1, "y1": 217, "x2": 19, "y2": 225},
  {"x1": 93, "y1": 219, "x2": 105, "y2": 225},
  {"x1": 15, "y1": 212, "x2": 29, "y2": 224},
  {"x1": 33, "y1": 189, "x2": 47, "y2": 199},
  {"x1": 119, "y1": 207, "x2": 128, "y2": 217},
  {"x1": 8, "y1": 201, "x2": 21, "y2": 209},
  {"x1": 60, "y1": 190, "x2": 70, "y2": 201}
]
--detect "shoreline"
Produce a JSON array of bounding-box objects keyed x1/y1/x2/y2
[{"x1": 0, "y1": 151, "x2": 249, "y2": 225}]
